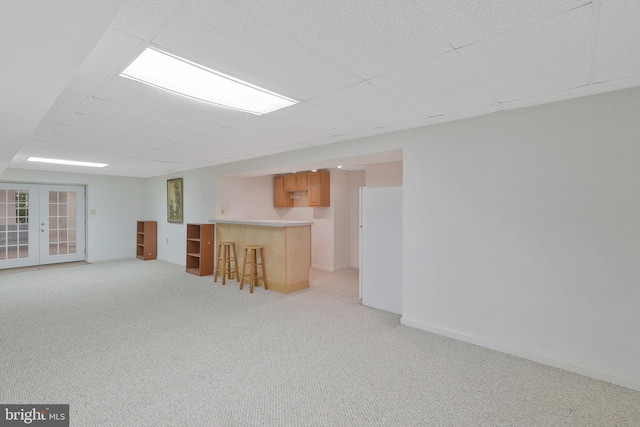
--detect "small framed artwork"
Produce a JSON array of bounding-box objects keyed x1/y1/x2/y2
[{"x1": 167, "y1": 178, "x2": 183, "y2": 223}]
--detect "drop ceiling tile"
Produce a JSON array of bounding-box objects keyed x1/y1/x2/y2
[
  {"x1": 8, "y1": 151, "x2": 35, "y2": 165},
  {"x1": 180, "y1": 133, "x2": 232, "y2": 147},
  {"x1": 229, "y1": 0, "x2": 452, "y2": 79},
  {"x1": 594, "y1": 0, "x2": 640, "y2": 82},
  {"x1": 45, "y1": 133, "x2": 152, "y2": 155},
  {"x1": 501, "y1": 75, "x2": 640, "y2": 114},
  {"x1": 309, "y1": 82, "x2": 429, "y2": 127},
  {"x1": 53, "y1": 121, "x2": 177, "y2": 149},
  {"x1": 76, "y1": 97, "x2": 222, "y2": 136},
  {"x1": 369, "y1": 51, "x2": 498, "y2": 117},
  {"x1": 416, "y1": 0, "x2": 589, "y2": 48},
  {"x1": 136, "y1": 147, "x2": 207, "y2": 163},
  {"x1": 412, "y1": 103, "x2": 505, "y2": 129},
  {"x1": 39, "y1": 92, "x2": 87, "y2": 124},
  {"x1": 62, "y1": 113, "x2": 185, "y2": 144},
  {"x1": 229, "y1": 116, "x2": 331, "y2": 143},
  {"x1": 93, "y1": 77, "x2": 253, "y2": 126},
  {"x1": 203, "y1": 127, "x2": 305, "y2": 152},
  {"x1": 174, "y1": 136, "x2": 255, "y2": 159},
  {"x1": 458, "y1": 5, "x2": 593, "y2": 102},
  {"x1": 110, "y1": 0, "x2": 191, "y2": 39},
  {"x1": 10, "y1": 140, "x2": 49, "y2": 164},
  {"x1": 181, "y1": 129, "x2": 304, "y2": 162},
  {"x1": 108, "y1": 157, "x2": 190, "y2": 176},
  {"x1": 299, "y1": 136, "x2": 352, "y2": 147},
  {"x1": 266, "y1": 102, "x2": 375, "y2": 136},
  {"x1": 29, "y1": 122, "x2": 59, "y2": 141},
  {"x1": 64, "y1": 28, "x2": 144, "y2": 96},
  {"x1": 261, "y1": 143, "x2": 312, "y2": 157},
  {"x1": 31, "y1": 140, "x2": 150, "y2": 160},
  {"x1": 152, "y1": 0, "x2": 361, "y2": 101}
]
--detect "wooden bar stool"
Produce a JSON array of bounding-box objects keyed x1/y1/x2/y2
[
  {"x1": 240, "y1": 246, "x2": 268, "y2": 293},
  {"x1": 214, "y1": 242, "x2": 239, "y2": 285}
]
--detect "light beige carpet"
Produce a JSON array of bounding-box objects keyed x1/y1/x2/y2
[{"x1": 1, "y1": 259, "x2": 639, "y2": 426}]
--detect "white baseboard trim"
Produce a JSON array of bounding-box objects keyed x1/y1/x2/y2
[
  {"x1": 312, "y1": 264, "x2": 334, "y2": 272},
  {"x1": 87, "y1": 255, "x2": 133, "y2": 263},
  {"x1": 312, "y1": 265, "x2": 353, "y2": 272},
  {"x1": 158, "y1": 257, "x2": 185, "y2": 267},
  {"x1": 400, "y1": 317, "x2": 640, "y2": 392}
]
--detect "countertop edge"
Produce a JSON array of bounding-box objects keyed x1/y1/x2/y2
[{"x1": 208, "y1": 219, "x2": 313, "y2": 227}]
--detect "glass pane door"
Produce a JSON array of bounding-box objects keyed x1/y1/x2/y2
[
  {"x1": 0, "y1": 184, "x2": 39, "y2": 268},
  {"x1": 0, "y1": 183, "x2": 86, "y2": 269},
  {"x1": 39, "y1": 185, "x2": 86, "y2": 265}
]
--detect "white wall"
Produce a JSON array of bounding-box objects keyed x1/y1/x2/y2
[
  {"x1": 215, "y1": 175, "x2": 275, "y2": 220},
  {"x1": 366, "y1": 160, "x2": 403, "y2": 187},
  {"x1": 144, "y1": 167, "x2": 218, "y2": 265},
  {"x1": 0, "y1": 168, "x2": 146, "y2": 263},
  {"x1": 331, "y1": 169, "x2": 352, "y2": 270},
  {"x1": 400, "y1": 90, "x2": 640, "y2": 391}
]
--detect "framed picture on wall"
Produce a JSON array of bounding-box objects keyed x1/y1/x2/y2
[{"x1": 167, "y1": 178, "x2": 183, "y2": 223}]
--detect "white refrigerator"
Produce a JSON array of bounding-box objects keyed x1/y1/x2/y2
[{"x1": 359, "y1": 186, "x2": 402, "y2": 315}]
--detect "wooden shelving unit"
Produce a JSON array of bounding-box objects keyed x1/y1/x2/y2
[
  {"x1": 136, "y1": 221, "x2": 157, "y2": 260},
  {"x1": 186, "y1": 223, "x2": 214, "y2": 276}
]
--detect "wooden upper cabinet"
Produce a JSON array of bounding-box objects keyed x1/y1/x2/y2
[
  {"x1": 275, "y1": 171, "x2": 329, "y2": 207},
  {"x1": 283, "y1": 173, "x2": 295, "y2": 191},
  {"x1": 308, "y1": 170, "x2": 330, "y2": 207},
  {"x1": 284, "y1": 172, "x2": 308, "y2": 192},
  {"x1": 296, "y1": 172, "x2": 309, "y2": 190},
  {"x1": 274, "y1": 175, "x2": 293, "y2": 207}
]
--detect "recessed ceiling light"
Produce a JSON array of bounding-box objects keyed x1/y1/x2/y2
[
  {"x1": 27, "y1": 157, "x2": 108, "y2": 168},
  {"x1": 337, "y1": 165, "x2": 343, "y2": 169},
  {"x1": 120, "y1": 47, "x2": 298, "y2": 115}
]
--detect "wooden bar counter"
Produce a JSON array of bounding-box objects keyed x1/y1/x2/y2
[{"x1": 212, "y1": 220, "x2": 312, "y2": 293}]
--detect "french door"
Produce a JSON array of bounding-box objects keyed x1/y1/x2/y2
[{"x1": 0, "y1": 183, "x2": 86, "y2": 269}]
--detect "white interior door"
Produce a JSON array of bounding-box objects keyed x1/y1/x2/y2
[
  {"x1": 39, "y1": 185, "x2": 86, "y2": 265},
  {"x1": 0, "y1": 184, "x2": 40, "y2": 268},
  {"x1": 0, "y1": 183, "x2": 85, "y2": 268},
  {"x1": 359, "y1": 186, "x2": 403, "y2": 314}
]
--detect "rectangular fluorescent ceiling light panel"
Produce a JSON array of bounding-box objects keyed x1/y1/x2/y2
[
  {"x1": 120, "y1": 47, "x2": 298, "y2": 115},
  {"x1": 27, "y1": 157, "x2": 108, "y2": 168}
]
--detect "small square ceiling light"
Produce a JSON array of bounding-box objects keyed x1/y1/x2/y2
[{"x1": 120, "y1": 47, "x2": 298, "y2": 115}]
